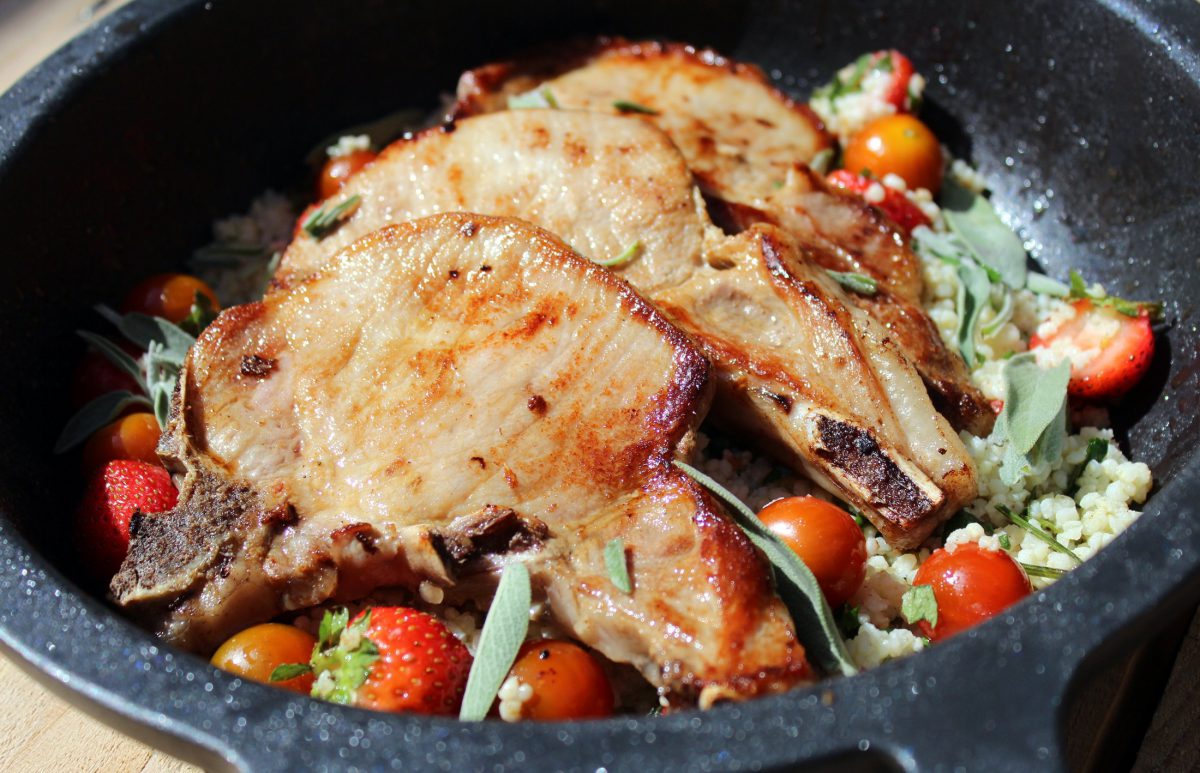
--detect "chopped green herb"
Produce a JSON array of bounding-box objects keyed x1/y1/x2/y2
[
  {"x1": 835, "y1": 604, "x2": 862, "y2": 639},
  {"x1": 269, "y1": 662, "x2": 314, "y2": 682},
  {"x1": 1020, "y1": 563, "x2": 1066, "y2": 580},
  {"x1": 826, "y1": 270, "x2": 879, "y2": 296},
  {"x1": 304, "y1": 609, "x2": 380, "y2": 705},
  {"x1": 1067, "y1": 438, "x2": 1110, "y2": 497},
  {"x1": 996, "y1": 504, "x2": 1082, "y2": 566},
  {"x1": 178, "y1": 291, "x2": 219, "y2": 337},
  {"x1": 598, "y1": 241, "x2": 641, "y2": 268},
  {"x1": 674, "y1": 460, "x2": 856, "y2": 677},
  {"x1": 901, "y1": 585, "x2": 938, "y2": 627},
  {"x1": 612, "y1": 99, "x2": 659, "y2": 115},
  {"x1": 303, "y1": 195, "x2": 361, "y2": 240},
  {"x1": 998, "y1": 532, "x2": 1012, "y2": 551},
  {"x1": 604, "y1": 538, "x2": 632, "y2": 594},
  {"x1": 459, "y1": 562, "x2": 532, "y2": 720},
  {"x1": 507, "y1": 87, "x2": 558, "y2": 110},
  {"x1": 1067, "y1": 269, "x2": 1164, "y2": 322}
]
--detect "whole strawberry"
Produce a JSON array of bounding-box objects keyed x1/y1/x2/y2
[
  {"x1": 273, "y1": 606, "x2": 472, "y2": 715},
  {"x1": 76, "y1": 459, "x2": 177, "y2": 580}
]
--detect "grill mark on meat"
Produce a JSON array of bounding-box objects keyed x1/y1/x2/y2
[
  {"x1": 449, "y1": 269, "x2": 460, "y2": 279},
  {"x1": 239, "y1": 354, "x2": 275, "y2": 378},
  {"x1": 527, "y1": 394, "x2": 548, "y2": 415},
  {"x1": 459, "y1": 220, "x2": 478, "y2": 238},
  {"x1": 813, "y1": 415, "x2": 931, "y2": 526},
  {"x1": 469, "y1": 456, "x2": 486, "y2": 469},
  {"x1": 331, "y1": 523, "x2": 379, "y2": 555}
]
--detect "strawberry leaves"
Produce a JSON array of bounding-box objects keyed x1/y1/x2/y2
[{"x1": 277, "y1": 608, "x2": 382, "y2": 705}]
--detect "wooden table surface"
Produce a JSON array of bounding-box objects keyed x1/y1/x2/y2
[{"x1": 2, "y1": 2, "x2": 1196, "y2": 771}]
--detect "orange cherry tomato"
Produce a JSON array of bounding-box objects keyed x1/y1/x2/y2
[
  {"x1": 757, "y1": 496, "x2": 867, "y2": 607},
  {"x1": 82, "y1": 412, "x2": 161, "y2": 470},
  {"x1": 508, "y1": 639, "x2": 614, "y2": 720},
  {"x1": 70, "y1": 348, "x2": 143, "y2": 407},
  {"x1": 912, "y1": 544, "x2": 1032, "y2": 641},
  {"x1": 211, "y1": 623, "x2": 317, "y2": 694},
  {"x1": 122, "y1": 273, "x2": 220, "y2": 324},
  {"x1": 318, "y1": 149, "x2": 377, "y2": 200},
  {"x1": 842, "y1": 114, "x2": 944, "y2": 195}
]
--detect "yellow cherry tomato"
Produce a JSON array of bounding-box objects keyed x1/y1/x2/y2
[
  {"x1": 842, "y1": 114, "x2": 944, "y2": 194},
  {"x1": 211, "y1": 623, "x2": 316, "y2": 694}
]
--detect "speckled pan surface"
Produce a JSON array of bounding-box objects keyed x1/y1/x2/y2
[{"x1": 0, "y1": 0, "x2": 1197, "y2": 770}]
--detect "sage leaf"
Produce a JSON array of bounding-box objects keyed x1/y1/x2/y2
[
  {"x1": 1026, "y1": 272, "x2": 1070, "y2": 298},
  {"x1": 993, "y1": 354, "x2": 1071, "y2": 485},
  {"x1": 901, "y1": 585, "x2": 938, "y2": 627},
  {"x1": 604, "y1": 538, "x2": 632, "y2": 594},
  {"x1": 459, "y1": 562, "x2": 531, "y2": 721},
  {"x1": 912, "y1": 226, "x2": 966, "y2": 266},
  {"x1": 981, "y1": 288, "x2": 1014, "y2": 337},
  {"x1": 96, "y1": 305, "x2": 195, "y2": 365},
  {"x1": 942, "y1": 178, "x2": 1028, "y2": 290},
  {"x1": 673, "y1": 461, "x2": 857, "y2": 677},
  {"x1": 76, "y1": 331, "x2": 146, "y2": 393},
  {"x1": 55, "y1": 391, "x2": 151, "y2": 453},
  {"x1": 955, "y1": 259, "x2": 992, "y2": 366}
]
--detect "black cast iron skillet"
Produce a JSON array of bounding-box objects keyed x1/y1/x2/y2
[{"x1": 1, "y1": 0, "x2": 1198, "y2": 769}]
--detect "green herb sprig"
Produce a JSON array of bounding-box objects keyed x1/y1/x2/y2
[
  {"x1": 604, "y1": 537, "x2": 632, "y2": 594},
  {"x1": 303, "y1": 195, "x2": 361, "y2": 240},
  {"x1": 612, "y1": 99, "x2": 659, "y2": 115},
  {"x1": 826, "y1": 270, "x2": 878, "y2": 296},
  {"x1": 459, "y1": 562, "x2": 532, "y2": 720},
  {"x1": 996, "y1": 504, "x2": 1082, "y2": 566}
]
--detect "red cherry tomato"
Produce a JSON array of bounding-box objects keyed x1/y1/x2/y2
[
  {"x1": 508, "y1": 639, "x2": 615, "y2": 720},
  {"x1": 826, "y1": 169, "x2": 932, "y2": 235},
  {"x1": 212, "y1": 624, "x2": 317, "y2": 694},
  {"x1": 875, "y1": 50, "x2": 918, "y2": 113},
  {"x1": 318, "y1": 149, "x2": 377, "y2": 200},
  {"x1": 122, "y1": 273, "x2": 220, "y2": 324},
  {"x1": 757, "y1": 496, "x2": 867, "y2": 607},
  {"x1": 912, "y1": 543, "x2": 1032, "y2": 641},
  {"x1": 1029, "y1": 299, "x2": 1156, "y2": 402},
  {"x1": 842, "y1": 114, "x2": 944, "y2": 195}
]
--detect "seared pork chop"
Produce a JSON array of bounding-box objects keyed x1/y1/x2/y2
[
  {"x1": 273, "y1": 110, "x2": 975, "y2": 548},
  {"x1": 112, "y1": 214, "x2": 811, "y2": 707},
  {"x1": 450, "y1": 39, "x2": 995, "y2": 435}
]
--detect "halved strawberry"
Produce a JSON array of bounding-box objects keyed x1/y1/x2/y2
[
  {"x1": 826, "y1": 170, "x2": 932, "y2": 235},
  {"x1": 1030, "y1": 299, "x2": 1156, "y2": 401},
  {"x1": 275, "y1": 606, "x2": 473, "y2": 716},
  {"x1": 875, "y1": 50, "x2": 918, "y2": 113},
  {"x1": 76, "y1": 460, "x2": 177, "y2": 580}
]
